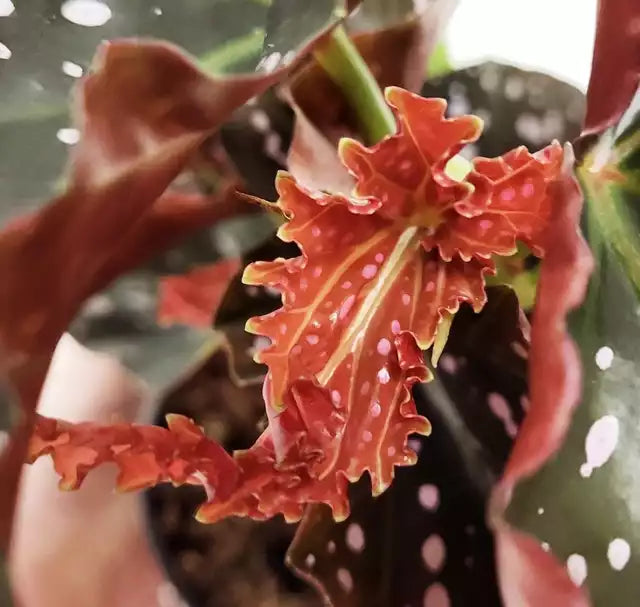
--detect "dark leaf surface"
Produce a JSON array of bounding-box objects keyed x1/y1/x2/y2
[
  {"x1": 505, "y1": 95, "x2": 640, "y2": 605},
  {"x1": 0, "y1": 0, "x2": 347, "y2": 215},
  {"x1": 422, "y1": 63, "x2": 584, "y2": 160},
  {"x1": 288, "y1": 288, "x2": 528, "y2": 607}
]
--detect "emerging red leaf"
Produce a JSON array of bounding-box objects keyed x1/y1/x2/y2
[
  {"x1": 198, "y1": 88, "x2": 563, "y2": 522},
  {"x1": 158, "y1": 259, "x2": 242, "y2": 328},
  {"x1": 30, "y1": 87, "x2": 564, "y2": 527}
]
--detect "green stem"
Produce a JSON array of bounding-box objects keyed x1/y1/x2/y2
[{"x1": 313, "y1": 25, "x2": 395, "y2": 144}]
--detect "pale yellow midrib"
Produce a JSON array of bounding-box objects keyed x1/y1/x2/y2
[{"x1": 316, "y1": 226, "x2": 420, "y2": 385}]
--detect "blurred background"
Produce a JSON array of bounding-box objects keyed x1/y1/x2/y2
[{"x1": 0, "y1": 1, "x2": 597, "y2": 606}]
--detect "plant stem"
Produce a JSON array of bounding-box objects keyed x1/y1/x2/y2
[{"x1": 313, "y1": 25, "x2": 396, "y2": 144}]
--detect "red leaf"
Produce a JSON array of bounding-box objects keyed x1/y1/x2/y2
[
  {"x1": 196, "y1": 88, "x2": 563, "y2": 522},
  {"x1": 489, "y1": 154, "x2": 593, "y2": 605},
  {"x1": 158, "y1": 259, "x2": 242, "y2": 328},
  {"x1": 27, "y1": 88, "x2": 564, "y2": 528},
  {"x1": 583, "y1": 0, "x2": 640, "y2": 134},
  {"x1": 29, "y1": 413, "x2": 239, "y2": 498},
  {"x1": 0, "y1": 33, "x2": 331, "y2": 548},
  {"x1": 340, "y1": 88, "x2": 563, "y2": 260}
]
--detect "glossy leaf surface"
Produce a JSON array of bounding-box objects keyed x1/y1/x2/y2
[
  {"x1": 0, "y1": 0, "x2": 347, "y2": 212},
  {"x1": 502, "y1": 95, "x2": 640, "y2": 605}
]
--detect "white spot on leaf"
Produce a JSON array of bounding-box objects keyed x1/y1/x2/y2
[
  {"x1": 377, "y1": 367, "x2": 390, "y2": 384},
  {"x1": 579, "y1": 414, "x2": 619, "y2": 477},
  {"x1": 0, "y1": 41, "x2": 11, "y2": 59},
  {"x1": 56, "y1": 128, "x2": 80, "y2": 145},
  {"x1": 0, "y1": 0, "x2": 15, "y2": 16},
  {"x1": 566, "y1": 554, "x2": 587, "y2": 586},
  {"x1": 607, "y1": 538, "x2": 631, "y2": 571},
  {"x1": 61, "y1": 0, "x2": 112, "y2": 26},
  {"x1": 62, "y1": 60, "x2": 83, "y2": 78},
  {"x1": 595, "y1": 346, "x2": 614, "y2": 370}
]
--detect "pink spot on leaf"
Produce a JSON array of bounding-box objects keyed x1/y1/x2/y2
[
  {"x1": 418, "y1": 484, "x2": 440, "y2": 511},
  {"x1": 362, "y1": 264, "x2": 378, "y2": 279},
  {"x1": 521, "y1": 180, "x2": 535, "y2": 198},
  {"x1": 377, "y1": 338, "x2": 391, "y2": 356},
  {"x1": 422, "y1": 535, "x2": 446, "y2": 573},
  {"x1": 500, "y1": 187, "x2": 515, "y2": 201},
  {"x1": 424, "y1": 583, "x2": 451, "y2": 607}
]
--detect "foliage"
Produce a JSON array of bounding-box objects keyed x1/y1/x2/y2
[{"x1": 1, "y1": 1, "x2": 640, "y2": 606}]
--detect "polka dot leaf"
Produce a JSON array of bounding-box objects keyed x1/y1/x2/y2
[{"x1": 495, "y1": 68, "x2": 640, "y2": 606}]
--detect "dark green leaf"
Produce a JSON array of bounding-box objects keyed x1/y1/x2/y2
[
  {"x1": 0, "y1": 0, "x2": 347, "y2": 214},
  {"x1": 506, "y1": 91, "x2": 640, "y2": 604}
]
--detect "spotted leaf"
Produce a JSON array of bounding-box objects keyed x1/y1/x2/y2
[
  {"x1": 287, "y1": 288, "x2": 529, "y2": 607},
  {"x1": 28, "y1": 87, "x2": 562, "y2": 532},
  {"x1": 5, "y1": 7, "x2": 352, "y2": 548},
  {"x1": 495, "y1": 86, "x2": 640, "y2": 604},
  {"x1": 193, "y1": 90, "x2": 561, "y2": 523}
]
